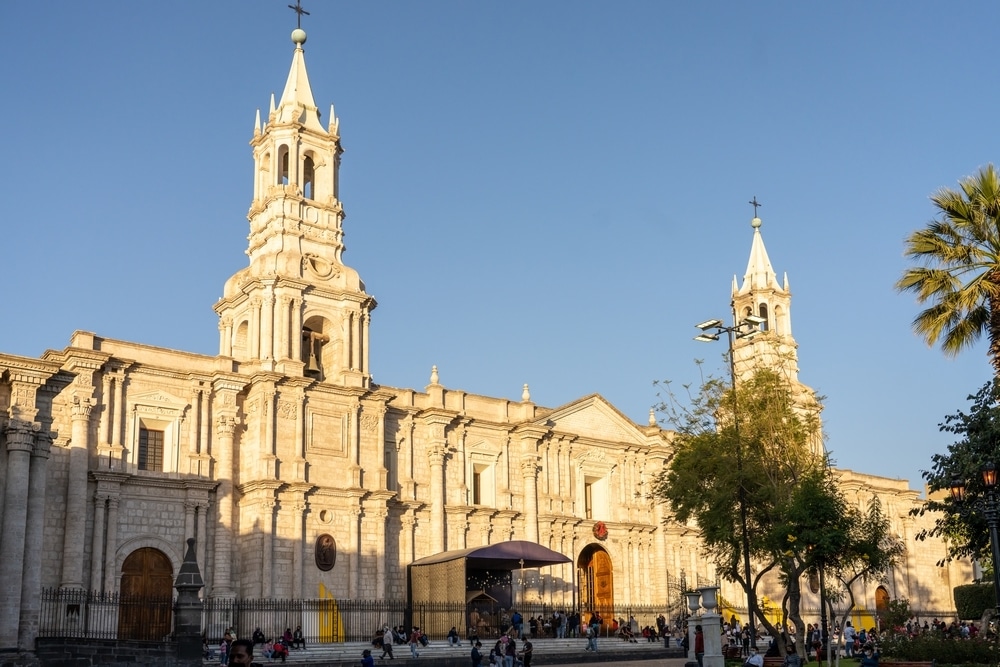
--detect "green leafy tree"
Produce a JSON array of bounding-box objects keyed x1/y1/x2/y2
[
  {"x1": 768, "y1": 467, "x2": 854, "y2": 655},
  {"x1": 896, "y1": 164, "x2": 1000, "y2": 375},
  {"x1": 913, "y1": 379, "x2": 1000, "y2": 564},
  {"x1": 830, "y1": 495, "x2": 904, "y2": 666},
  {"x1": 652, "y1": 366, "x2": 826, "y2": 652}
]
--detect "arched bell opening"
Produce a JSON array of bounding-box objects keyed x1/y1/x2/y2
[{"x1": 301, "y1": 315, "x2": 336, "y2": 381}]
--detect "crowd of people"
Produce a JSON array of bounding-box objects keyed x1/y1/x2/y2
[
  {"x1": 208, "y1": 608, "x2": 687, "y2": 666},
  {"x1": 206, "y1": 625, "x2": 306, "y2": 664}
]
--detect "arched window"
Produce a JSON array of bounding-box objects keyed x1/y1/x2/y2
[
  {"x1": 278, "y1": 146, "x2": 290, "y2": 185},
  {"x1": 232, "y1": 321, "x2": 249, "y2": 359},
  {"x1": 758, "y1": 303, "x2": 769, "y2": 331},
  {"x1": 303, "y1": 155, "x2": 315, "y2": 200}
]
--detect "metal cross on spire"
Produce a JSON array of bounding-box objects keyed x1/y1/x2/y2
[
  {"x1": 288, "y1": 0, "x2": 310, "y2": 28},
  {"x1": 749, "y1": 196, "x2": 762, "y2": 217}
]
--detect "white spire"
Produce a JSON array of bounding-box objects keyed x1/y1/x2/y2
[
  {"x1": 738, "y1": 216, "x2": 781, "y2": 294},
  {"x1": 269, "y1": 93, "x2": 276, "y2": 117},
  {"x1": 275, "y1": 29, "x2": 323, "y2": 132},
  {"x1": 254, "y1": 109, "x2": 261, "y2": 135}
]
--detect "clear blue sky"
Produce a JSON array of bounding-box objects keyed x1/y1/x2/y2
[{"x1": 1, "y1": 1, "x2": 995, "y2": 490}]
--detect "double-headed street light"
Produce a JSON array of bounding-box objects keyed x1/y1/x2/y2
[
  {"x1": 693, "y1": 311, "x2": 766, "y2": 639},
  {"x1": 949, "y1": 462, "x2": 1000, "y2": 620}
]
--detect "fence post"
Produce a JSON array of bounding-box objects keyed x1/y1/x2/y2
[{"x1": 174, "y1": 538, "x2": 205, "y2": 664}]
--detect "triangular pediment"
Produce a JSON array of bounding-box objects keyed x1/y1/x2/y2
[
  {"x1": 130, "y1": 389, "x2": 188, "y2": 408},
  {"x1": 537, "y1": 394, "x2": 646, "y2": 446}
]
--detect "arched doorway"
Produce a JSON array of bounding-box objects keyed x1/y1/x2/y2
[
  {"x1": 118, "y1": 547, "x2": 173, "y2": 640},
  {"x1": 874, "y1": 585, "x2": 890, "y2": 631},
  {"x1": 578, "y1": 544, "x2": 613, "y2": 623}
]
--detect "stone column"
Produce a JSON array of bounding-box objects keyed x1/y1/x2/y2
[
  {"x1": 212, "y1": 416, "x2": 237, "y2": 596},
  {"x1": 99, "y1": 374, "x2": 112, "y2": 445},
  {"x1": 111, "y1": 377, "x2": 124, "y2": 454},
  {"x1": 374, "y1": 507, "x2": 388, "y2": 600},
  {"x1": 348, "y1": 505, "x2": 361, "y2": 598},
  {"x1": 401, "y1": 512, "x2": 415, "y2": 567},
  {"x1": 291, "y1": 299, "x2": 303, "y2": 363},
  {"x1": 103, "y1": 497, "x2": 120, "y2": 593},
  {"x1": 653, "y1": 502, "x2": 668, "y2": 604},
  {"x1": 521, "y1": 457, "x2": 539, "y2": 543},
  {"x1": 261, "y1": 498, "x2": 275, "y2": 598},
  {"x1": 361, "y1": 313, "x2": 370, "y2": 375},
  {"x1": 429, "y1": 446, "x2": 446, "y2": 554},
  {"x1": 351, "y1": 312, "x2": 360, "y2": 371},
  {"x1": 277, "y1": 296, "x2": 291, "y2": 359},
  {"x1": 249, "y1": 298, "x2": 261, "y2": 359},
  {"x1": 0, "y1": 420, "x2": 36, "y2": 649},
  {"x1": 291, "y1": 500, "x2": 306, "y2": 600},
  {"x1": 18, "y1": 431, "x2": 51, "y2": 651},
  {"x1": 219, "y1": 318, "x2": 229, "y2": 356},
  {"x1": 189, "y1": 389, "x2": 201, "y2": 466},
  {"x1": 184, "y1": 500, "x2": 197, "y2": 543},
  {"x1": 196, "y1": 504, "x2": 208, "y2": 581},
  {"x1": 90, "y1": 494, "x2": 108, "y2": 592},
  {"x1": 261, "y1": 292, "x2": 275, "y2": 362},
  {"x1": 61, "y1": 396, "x2": 94, "y2": 589},
  {"x1": 343, "y1": 313, "x2": 353, "y2": 370}
]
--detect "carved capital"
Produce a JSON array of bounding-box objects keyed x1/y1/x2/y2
[
  {"x1": 216, "y1": 416, "x2": 237, "y2": 437},
  {"x1": 71, "y1": 396, "x2": 95, "y2": 421},
  {"x1": 428, "y1": 446, "x2": 447, "y2": 466},
  {"x1": 4, "y1": 418, "x2": 38, "y2": 454},
  {"x1": 520, "y1": 456, "x2": 539, "y2": 478}
]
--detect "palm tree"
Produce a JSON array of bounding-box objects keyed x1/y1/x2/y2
[{"x1": 896, "y1": 164, "x2": 1000, "y2": 375}]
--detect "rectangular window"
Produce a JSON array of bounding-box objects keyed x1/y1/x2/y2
[
  {"x1": 472, "y1": 470, "x2": 482, "y2": 505},
  {"x1": 138, "y1": 428, "x2": 164, "y2": 471},
  {"x1": 584, "y1": 481, "x2": 593, "y2": 520}
]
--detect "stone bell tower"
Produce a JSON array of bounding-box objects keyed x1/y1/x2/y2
[
  {"x1": 731, "y1": 214, "x2": 798, "y2": 384},
  {"x1": 731, "y1": 213, "x2": 824, "y2": 456},
  {"x1": 214, "y1": 27, "x2": 376, "y2": 388}
]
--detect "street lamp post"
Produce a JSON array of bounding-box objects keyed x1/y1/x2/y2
[
  {"x1": 949, "y1": 462, "x2": 1000, "y2": 620},
  {"x1": 694, "y1": 309, "x2": 766, "y2": 640}
]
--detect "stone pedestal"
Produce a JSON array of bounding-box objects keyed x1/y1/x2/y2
[{"x1": 702, "y1": 612, "x2": 724, "y2": 667}]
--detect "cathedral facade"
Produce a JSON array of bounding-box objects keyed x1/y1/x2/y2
[{"x1": 0, "y1": 26, "x2": 968, "y2": 653}]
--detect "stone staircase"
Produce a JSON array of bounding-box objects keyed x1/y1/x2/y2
[{"x1": 209, "y1": 636, "x2": 685, "y2": 666}]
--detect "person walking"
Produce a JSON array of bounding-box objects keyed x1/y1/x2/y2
[
  {"x1": 471, "y1": 640, "x2": 483, "y2": 667},
  {"x1": 585, "y1": 621, "x2": 598, "y2": 652},
  {"x1": 408, "y1": 626, "x2": 421, "y2": 658},
  {"x1": 381, "y1": 626, "x2": 394, "y2": 660}
]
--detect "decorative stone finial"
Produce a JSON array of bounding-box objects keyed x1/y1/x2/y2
[
  {"x1": 430, "y1": 365, "x2": 439, "y2": 385},
  {"x1": 751, "y1": 216, "x2": 762, "y2": 229},
  {"x1": 291, "y1": 28, "x2": 307, "y2": 46},
  {"x1": 648, "y1": 409, "x2": 657, "y2": 427},
  {"x1": 522, "y1": 384, "x2": 531, "y2": 402}
]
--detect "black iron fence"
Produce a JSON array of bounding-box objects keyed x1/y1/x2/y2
[{"x1": 40, "y1": 589, "x2": 956, "y2": 645}]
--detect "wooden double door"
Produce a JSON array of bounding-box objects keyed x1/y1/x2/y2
[
  {"x1": 579, "y1": 545, "x2": 614, "y2": 622},
  {"x1": 118, "y1": 548, "x2": 173, "y2": 641}
]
